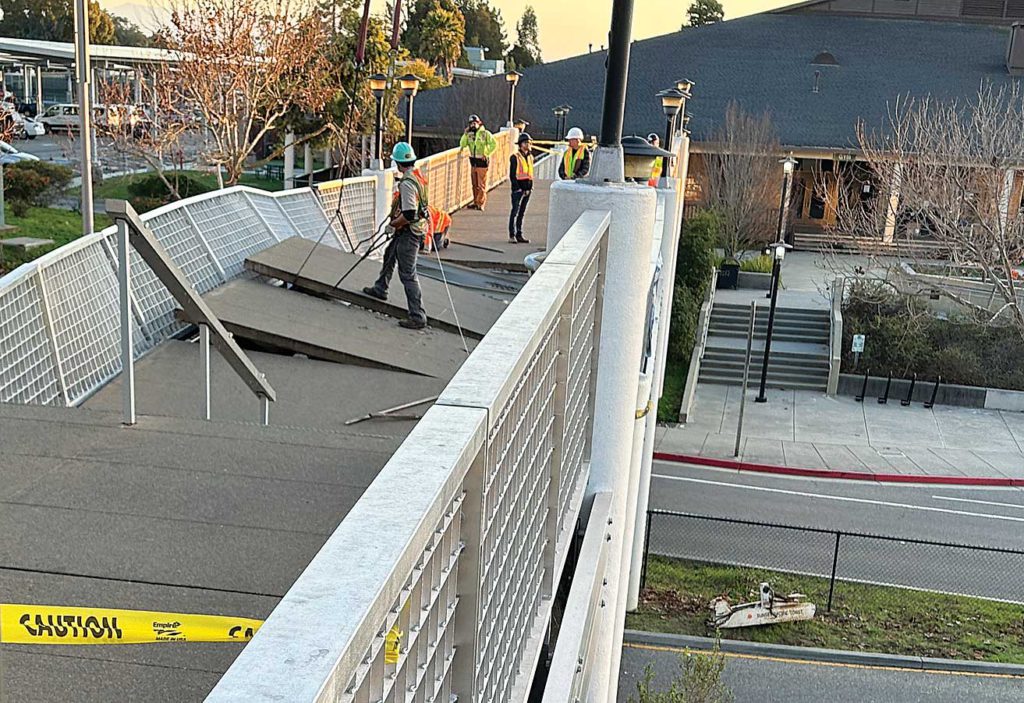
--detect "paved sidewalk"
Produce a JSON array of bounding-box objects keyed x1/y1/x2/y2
[{"x1": 659, "y1": 384, "x2": 1024, "y2": 480}]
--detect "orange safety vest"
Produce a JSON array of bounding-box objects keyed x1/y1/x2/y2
[
  {"x1": 514, "y1": 152, "x2": 535, "y2": 180},
  {"x1": 648, "y1": 157, "x2": 664, "y2": 187},
  {"x1": 562, "y1": 146, "x2": 587, "y2": 179}
]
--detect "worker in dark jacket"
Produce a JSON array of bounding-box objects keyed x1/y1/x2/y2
[
  {"x1": 558, "y1": 127, "x2": 590, "y2": 180},
  {"x1": 362, "y1": 142, "x2": 428, "y2": 330},
  {"x1": 508, "y1": 132, "x2": 534, "y2": 244}
]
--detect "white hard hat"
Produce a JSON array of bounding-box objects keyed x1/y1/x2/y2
[{"x1": 565, "y1": 127, "x2": 584, "y2": 141}]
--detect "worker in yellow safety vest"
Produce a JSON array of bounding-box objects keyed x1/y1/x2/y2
[
  {"x1": 459, "y1": 114, "x2": 498, "y2": 211},
  {"x1": 508, "y1": 132, "x2": 534, "y2": 244},
  {"x1": 647, "y1": 132, "x2": 663, "y2": 186},
  {"x1": 558, "y1": 127, "x2": 591, "y2": 180}
]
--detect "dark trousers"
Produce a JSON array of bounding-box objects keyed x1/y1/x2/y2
[
  {"x1": 372, "y1": 230, "x2": 426, "y2": 323},
  {"x1": 509, "y1": 189, "x2": 532, "y2": 239}
]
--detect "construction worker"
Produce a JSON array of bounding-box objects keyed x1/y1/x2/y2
[
  {"x1": 362, "y1": 142, "x2": 428, "y2": 330},
  {"x1": 647, "y1": 132, "x2": 663, "y2": 187},
  {"x1": 459, "y1": 114, "x2": 497, "y2": 211},
  {"x1": 508, "y1": 132, "x2": 534, "y2": 244},
  {"x1": 558, "y1": 127, "x2": 591, "y2": 180}
]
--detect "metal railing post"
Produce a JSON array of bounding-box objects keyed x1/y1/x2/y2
[
  {"x1": 827, "y1": 531, "x2": 841, "y2": 612},
  {"x1": 117, "y1": 217, "x2": 136, "y2": 425},
  {"x1": 640, "y1": 511, "x2": 653, "y2": 591},
  {"x1": 735, "y1": 301, "x2": 757, "y2": 457},
  {"x1": 200, "y1": 323, "x2": 211, "y2": 420},
  {"x1": 260, "y1": 393, "x2": 269, "y2": 426}
]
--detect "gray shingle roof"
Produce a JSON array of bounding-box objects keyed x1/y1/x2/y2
[{"x1": 412, "y1": 14, "x2": 1020, "y2": 150}]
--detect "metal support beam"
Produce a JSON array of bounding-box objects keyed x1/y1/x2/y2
[
  {"x1": 200, "y1": 323, "x2": 211, "y2": 420},
  {"x1": 117, "y1": 218, "x2": 136, "y2": 425},
  {"x1": 73, "y1": 0, "x2": 95, "y2": 236},
  {"x1": 35, "y1": 64, "x2": 43, "y2": 116},
  {"x1": 106, "y1": 199, "x2": 277, "y2": 405}
]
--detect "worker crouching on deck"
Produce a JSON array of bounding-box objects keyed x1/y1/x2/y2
[
  {"x1": 508, "y1": 132, "x2": 534, "y2": 244},
  {"x1": 362, "y1": 142, "x2": 429, "y2": 330}
]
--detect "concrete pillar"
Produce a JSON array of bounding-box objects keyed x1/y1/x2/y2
[
  {"x1": 35, "y1": 65, "x2": 44, "y2": 115},
  {"x1": 22, "y1": 64, "x2": 30, "y2": 103},
  {"x1": 133, "y1": 70, "x2": 143, "y2": 104},
  {"x1": 882, "y1": 162, "x2": 902, "y2": 244},
  {"x1": 623, "y1": 370, "x2": 653, "y2": 613},
  {"x1": 284, "y1": 132, "x2": 295, "y2": 189},
  {"x1": 303, "y1": 142, "x2": 313, "y2": 184},
  {"x1": 323, "y1": 148, "x2": 332, "y2": 171},
  {"x1": 362, "y1": 165, "x2": 395, "y2": 238},
  {"x1": 66, "y1": 72, "x2": 74, "y2": 102},
  {"x1": 546, "y1": 179, "x2": 657, "y2": 702}
]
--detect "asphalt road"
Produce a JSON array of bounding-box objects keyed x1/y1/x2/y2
[
  {"x1": 648, "y1": 461, "x2": 1024, "y2": 602},
  {"x1": 618, "y1": 643, "x2": 1024, "y2": 703}
]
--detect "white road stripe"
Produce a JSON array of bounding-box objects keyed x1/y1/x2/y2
[
  {"x1": 932, "y1": 495, "x2": 1024, "y2": 511},
  {"x1": 652, "y1": 474, "x2": 1024, "y2": 523}
]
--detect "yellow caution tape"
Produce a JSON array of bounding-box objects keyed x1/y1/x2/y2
[{"x1": 0, "y1": 604, "x2": 263, "y2": 645}]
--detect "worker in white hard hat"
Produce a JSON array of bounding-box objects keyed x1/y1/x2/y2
[{"x1": 558, "y1": 127, "x2": 591, "y2": 180}]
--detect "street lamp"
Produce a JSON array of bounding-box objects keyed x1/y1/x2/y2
[
  {"x1": 673, "y1": 78, "x2": 694, "y2": 132},
  {"x1": 553, "y1": 106, "x2": 565, "y2": 141},
  {"x1": 368, "y1": 72, "x2": 387, "y2": 166},
  {"x1": 505, "y1": 70, "x2": 522, "y2": 127},
  {"x1": 621, "y1": 134, "x2": 673, "y2": 183},
  {"x1": 755, "y1": 155, "x2": 799, "y2": 404},
  {"x1": 398, "y1": 73, "x2": 421, "y2": 144},
  {"x1": 656, "y1": 88, "x2": 684, "y2": 159},
  {"x1": 560, "y1": 104, "x2": 573, "y2": 140}
]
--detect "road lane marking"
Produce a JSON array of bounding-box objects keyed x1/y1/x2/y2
[
  {"x1": 932, "y1": 495, "x2": 1024, "y2": 511},
  {"x1": 651, "y1": 474, "x2": 1024, "y2": 524},
  {"x1": 623, "y1": 642, "x2": 1024, "y2": 679}
]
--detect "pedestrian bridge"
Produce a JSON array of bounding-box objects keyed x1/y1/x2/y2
[{"x1": 0, "y1": 129, "x2": 687, "y2": 702}]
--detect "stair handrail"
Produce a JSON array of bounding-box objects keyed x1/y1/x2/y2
[
  {"x1": 679, "y1": 266, "x2": 717, "y2": 422},
  {"x1": 827, "y1": 276, "x2": 845, "y2": 396}
]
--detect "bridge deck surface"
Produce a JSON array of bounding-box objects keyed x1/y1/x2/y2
[
  {"x1": 246, "y1": 237, "x2": 509, "y2": 339},
  {"x1": 436, "y1": 180, "x2": 549, "y2": 271},
  {"x1": 180, "y1": 278, "x2": 475, "y2": 378}
]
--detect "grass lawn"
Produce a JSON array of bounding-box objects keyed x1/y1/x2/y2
[
  {"x1": 629, "y1": 556, "x2": 1024, "y2": 664},
  {"x1": 657, "y1": 360, "x2": 687, "y2": 423},
  {"x1": 0, "y1": 205, "x2": 113, "y2": 275}
]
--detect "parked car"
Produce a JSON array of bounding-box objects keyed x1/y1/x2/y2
[
  {"x1": 38, "y1": 103, "x2": 80, "y2": 133},
  {"x1": 0, "y1": 105, "x2": 43, "y2": 140},
  {"x1": 38, "y1": 102, "x2": 150, "y2": 137},
  {"x1": 0, "y1": 140, "x2": 40, "y2": 165}
]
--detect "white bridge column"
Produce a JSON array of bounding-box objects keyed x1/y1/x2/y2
[
  {"x1": 882, "y1": 162, "x2": 902, "y2": 244},
  {"x1": 547, "y1": 178, "x2": 657, "y2": 703},
  {"x1": 284, "y1": 132, "x2": 295, "y2": 189},
  {"x1": 363, "y1": 164, "x2": 395, "y2": 240}
]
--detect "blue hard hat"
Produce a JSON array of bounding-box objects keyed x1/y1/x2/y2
[{"x1": 391, "y1": 141, "x2": 417, "y2": 164}]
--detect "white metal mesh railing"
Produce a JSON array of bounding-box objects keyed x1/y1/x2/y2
[
  {"x1": 205, "y1": 208, "x2": 609, "y2": 703},
  {"x1": 0, "y1": 182, "x2": 355, "y2": 408},
  {"x1": 314, "y1": 176, "x2": 377, "y2": 251}
]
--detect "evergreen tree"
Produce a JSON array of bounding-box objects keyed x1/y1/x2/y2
[
  {"x1": 509, "y1": 5, "x2": 541, "y2": 68},
  {"x1": 685, "y1": 0, "x2": 724, "y2": 27},
  {"x1": 0, "y1": 0, "x2": 116, "y2": 43}
]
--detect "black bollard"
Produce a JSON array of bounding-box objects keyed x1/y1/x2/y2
[
  {"x1": 901, "y1": 373, "x2": 917, "y2": 407},
  {"x1": 925, "y1": 376, "x2": 942, "y2": 409},
  {"x1": 855, "y1": 369, "x2": 870, "y2": 403},
  {"x1": 878, "y1": 373, "x2": 892, "y2": 404}
]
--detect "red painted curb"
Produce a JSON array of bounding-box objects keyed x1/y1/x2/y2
[{"x1": 652, "y1": 451, "x2": 1024, "y2": 487}]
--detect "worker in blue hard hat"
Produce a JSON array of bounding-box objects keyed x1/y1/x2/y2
[{"x1": 362, "y1": 142, "x2": 429, "y2": 330}]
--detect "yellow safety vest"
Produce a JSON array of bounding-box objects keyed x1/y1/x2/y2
[
  {"x1": 563, "y1": 146, "x2": 586, "y2": 179},
  {"x1": 515, "y1": 152, "x2": 534, "y2": 180},
  {"x1": 651, "y1": 157, "x2": 663, "y2": 180}
]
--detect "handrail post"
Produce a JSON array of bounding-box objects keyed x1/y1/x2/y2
[
  {"x1": 200, "y1": 323, "x2": 211, "y2": 420},
  {"x1": 827, "y1": 531, "x2": 841, "y2": 612},
  {"x1": 116, "y1": 217, "x2": 136, "y2": 425}
]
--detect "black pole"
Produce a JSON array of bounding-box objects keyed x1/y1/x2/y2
[
  {"x1": 855, "y1": 369, "x2": 869, "y2": 402},
  {"x1": 404, "y1": 94, "x2": 414, "y2": 144},
  {"x1": 925, "y1": 376, "x2": 942, "y2": 409},
  {"x1": 598, "y1": 0, "x2": 635, "y2": 147},
  {"x1": 508, "y1": 82, "x2": 515, "y2": 126},
  {"x1": 640, "y1": 511, "x2": 654, "y2": 590},
  {"x1": 373, "y1": 94, "x2": 383, "y2": 162},
  {"x1": 878, "y1": 373, "x2": 892, "y2": 404},
  {"x1": 755, "y1": 255, "x2": 782, "y2": 403},
  {"x1": 901, "y1": 373, "x2": 917, "y2": 406},
  {"x1": 663, "y1": 116, "x2": 673, "y2": 159},
  {"x1": 827, "y1": 531, "x2": 841, "y2": 612}
]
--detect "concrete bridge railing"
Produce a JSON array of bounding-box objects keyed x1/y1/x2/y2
[{"x1": 205, "y1": 209, "x2": 610, "y2": 703}]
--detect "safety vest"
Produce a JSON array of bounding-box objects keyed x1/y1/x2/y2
[
  {"x1": 390, "y1": 170, "x2": 430, "y2": 224},
  {"x1": 514, "y1": 152, "x2": 534, "y2": 180},
  {"x1": 647, "y1": 157, "x2": 664, "y2": 187},
  {"x1": 563, "y1": 146, "x2": 587, "y2": 179}
]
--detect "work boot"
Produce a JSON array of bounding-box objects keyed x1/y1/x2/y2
[
  {"x1": 515, "y1": 236, "x2": 530, "y2": 244},
  {"x1": 362, "y1": 286, "x2": 387, "y2": 301},
  {"x1": 399, "y1": 318, "x2": 427, "y2": 330}
]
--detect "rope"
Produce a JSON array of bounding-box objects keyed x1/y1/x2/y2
[{"x1": 431, "y1": 243, "x2": 470, "y2": 355}]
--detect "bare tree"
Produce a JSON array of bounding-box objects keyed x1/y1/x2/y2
[
  {"x1": 160, "y1": 0, "x2": 337, "y2": 186},
  {"x1": 699, "y1": 102, "x2": 781, "y2": 258},
  {"x1": 832, "y1": 84, "x2": 1024, "y2": 337}
]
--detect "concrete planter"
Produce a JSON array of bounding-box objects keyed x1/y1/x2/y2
[{"x1": 737, "y1": 271, "x2": 771, "y2": 290}]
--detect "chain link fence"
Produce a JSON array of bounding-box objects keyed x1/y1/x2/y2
[{"x1": 643, "y1": 510, "x2": 1024, "y2": 608}]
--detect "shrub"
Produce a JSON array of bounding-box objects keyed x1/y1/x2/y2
[
  {"x1": 5, "y1": 161, "x2": 73, "y2": 211},
  {"x1": 127, "y1": 172, "x2": 213, "y2": 201},
  {"x1": 668, "y1": 283, "x2": 698, "y2": 362},
  {"x1": 630, "y1": 643, "x2": 733, "y2": 703},
  {"x1": 676, "y1": 211, "x2": 720, "y2": 295},
  {"x1": 739, "y1": 255, "x2": 773, "y2": 273}
]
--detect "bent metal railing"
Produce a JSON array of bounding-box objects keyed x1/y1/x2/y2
[{"x1": 204, "y1": 209, "x2": 610, "y2": 703}]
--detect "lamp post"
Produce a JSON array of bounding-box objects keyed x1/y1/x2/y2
[
  {"x1": 398, "y1": 73, "x2": 420, "y2": 144},
  {"x1": 553, "y1": 106, "x2": 565, "y2": 141},
  {"x1": 755, "y1": 154, "x2": 799, "y2": 403},
  {"x1": 560, "y1": 104, "x2": 572, "y2": 140},
  {"x1": 673, "y1": 78, "x2": 694, "y2": 132},
  {"x1": 368, "y1": 73, "x2": 387, "y2": 167},
  {"x1": 505, "y1": 70, "x2": 522, "y2": 127},
  {"x1": 656, "y1": 89, "x2": 684, "y2": 164}
]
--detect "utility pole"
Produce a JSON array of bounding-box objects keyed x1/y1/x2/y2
[{"x1": 73, "y1": 0, "x2": 95, "y2": 236}]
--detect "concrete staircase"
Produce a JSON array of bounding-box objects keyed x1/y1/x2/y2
[{"x1": 699, "y1": 301, "x2": 831, "y2": 391}]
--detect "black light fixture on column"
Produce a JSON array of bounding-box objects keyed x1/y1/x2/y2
[
  {"x1": 398, "y1": 73, "x2": 421, "y2": 144},
  {"x1": 656, "y1": 88, "x2": 684, "y2": 156},
  {"x1": 368, "y1": 72, "x2": 387, "y2": 165}
]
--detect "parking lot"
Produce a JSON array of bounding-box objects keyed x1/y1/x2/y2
[{"x1": 14, "y1": 131, "x2": 208, "y2": 176}]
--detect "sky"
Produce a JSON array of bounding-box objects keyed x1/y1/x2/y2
[{"x1": 101, "y1": 0, "x2": 792, "y2": 61}]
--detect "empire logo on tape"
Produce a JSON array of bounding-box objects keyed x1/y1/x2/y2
[{"x1": 0, "y1": 605, "x2": 264, "y2": 645}]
